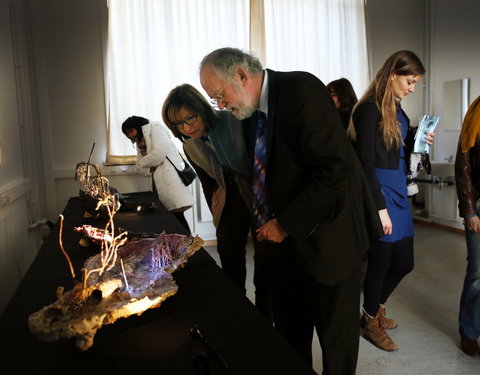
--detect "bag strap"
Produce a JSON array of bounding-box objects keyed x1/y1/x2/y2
[
  {"x1": 166, "y1": 152, "x2": 187, "y2": 172},
  {"x1": 166, "y1": 156, "x2": 180, "y2": 172}
]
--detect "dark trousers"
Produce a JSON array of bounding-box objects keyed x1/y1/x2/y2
[
  {"x1": 216, "y1": 180, "x2": 275, "y2": 322},
  {"x1": 272, "y1": 239, "x2": 361, "y2": 374},
  {"x1": 363, "y1": 236, "x2": 414, "y2": 316}
]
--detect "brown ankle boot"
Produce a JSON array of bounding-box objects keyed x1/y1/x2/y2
[
  {"x1": 361, "y1": 309, "x2": 399, "y2": 351},
  {"x1": 379, "y1": 304, "x2": 398, "y2": 330}
]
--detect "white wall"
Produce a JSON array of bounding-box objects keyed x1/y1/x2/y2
[
  {"x1": 426, "y1": 0, "x2": 480, "y2": 228},
  {"x1": 366, "y1": 0, "x2": 427, "y2": 124},
  {"x1": 429, "y1": 0, "x2": 480, "y2": 162},
  {"x1": 31, "y1": 0, "x2": 114, "y2": 219},
  {"x1": 0, "y1": 0, "x2": 40, "y2": 313},
  {"x1": 0, "y1": 0, "x2": 24, "y2": 184}
]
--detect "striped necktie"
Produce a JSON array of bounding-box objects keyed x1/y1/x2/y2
[{"x1": 253, "y1": 110, "x2": 270, "y2": 227}]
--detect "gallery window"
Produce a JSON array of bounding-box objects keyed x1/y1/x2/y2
[{"x1": 105, "y1": 0, "x2": 368, "y2": 163}]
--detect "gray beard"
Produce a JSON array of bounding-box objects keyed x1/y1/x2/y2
[{"x1": 232, "y1": 106, "x2": 256, "y2": 120}]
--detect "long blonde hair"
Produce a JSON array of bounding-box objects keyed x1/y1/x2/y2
[{"x1": 347, "y1": 50, "x2": 425, "y2": 149}]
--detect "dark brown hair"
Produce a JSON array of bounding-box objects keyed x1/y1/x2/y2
[
  {"x1": 162, "y1": 84, "x2": 218, "y2": 141},
  {"x1": 327, "y1": 78, "x2": 358, "y2": 112},
  {"x1": 121, "y1": 115, "x2": 149, "y2": 142}
]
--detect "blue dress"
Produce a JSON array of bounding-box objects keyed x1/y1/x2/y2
[{"x1": 375, "y1": 108, "x2": 414, "y2": 243}]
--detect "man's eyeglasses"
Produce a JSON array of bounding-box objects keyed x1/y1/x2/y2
[
  {"x1": 172, "y1": 114, "x2": 198, "y2": 129},
  {"x1": 210, "y1": 86, "x2": 225, "y2": 106}
]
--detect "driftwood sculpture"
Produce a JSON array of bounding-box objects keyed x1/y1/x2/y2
[
  {"x1": 28, "y1": 232, "x2": 203, "y2": 350},
  {"x1": 29, "y1": 152, "x2": 203, "y2": 350}
]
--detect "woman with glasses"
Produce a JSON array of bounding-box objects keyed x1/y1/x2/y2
[
  {"x1": 162, "y1": 84, "x2": 274, "y2": 322},
  {"x1": 121, "y1": 115, "x2": 194, "y2": 231}
]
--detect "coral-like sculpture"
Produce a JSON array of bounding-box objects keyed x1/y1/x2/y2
[
  {"x1": 29, "y1": 150, "x2": 204, "y2": 351},
  {"x1": 28, "y1": 232, "x2": 203, "y2": 351}
]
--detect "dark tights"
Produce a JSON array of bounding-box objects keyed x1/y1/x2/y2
[{"x1": 363, "y1": 236, "x2": 414, "y2": 316}]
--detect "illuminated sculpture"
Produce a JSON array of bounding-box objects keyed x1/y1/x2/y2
[{"x1": 28, "y1": 153, "x2": 203, "y2": 350}]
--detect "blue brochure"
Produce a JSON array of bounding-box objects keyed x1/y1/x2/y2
[{"x1": 413, "y1": 115, "x2": 439, "y2": 154}]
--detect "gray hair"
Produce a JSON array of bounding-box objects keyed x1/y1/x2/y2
[{"x1": 200, "y1": 47, "x2": 263, "y2": 81}]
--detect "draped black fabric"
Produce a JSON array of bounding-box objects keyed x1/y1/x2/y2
[{"x1": 0, "y1": 192, "x2": 314, "y2": 375}]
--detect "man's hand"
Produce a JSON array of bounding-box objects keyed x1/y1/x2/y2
[
  {"x1": 467, "y1": 215, "x2": 480, "y2": 233},
  {"x1": 256, "y1": 218, "x2": 288, "y2": 243}
]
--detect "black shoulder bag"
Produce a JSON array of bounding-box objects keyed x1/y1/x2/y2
[{"x1": 166, "y1": 154, "x2": 197, "y2": 186}]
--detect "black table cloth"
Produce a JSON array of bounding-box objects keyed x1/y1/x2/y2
[{"x1": 0, "y1": 192, "x2": 315, "y2": 374}]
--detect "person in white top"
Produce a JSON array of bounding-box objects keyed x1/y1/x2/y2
[{"x1": 122, "y1": 115, "x2": 194, "y2": 230}]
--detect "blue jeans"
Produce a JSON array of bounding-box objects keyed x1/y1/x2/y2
[{"x1": 459, "y1": 207, "x2": 480, "y2": 339}]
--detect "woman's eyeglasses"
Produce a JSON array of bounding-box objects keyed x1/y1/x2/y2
[{"x1": 172, "y1": 114, "x2": 198, "y2": 129}]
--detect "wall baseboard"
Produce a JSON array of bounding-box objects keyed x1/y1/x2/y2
[
  {"x1": 414, "y1": 217, "x2": 464, "y2": 235},
  {"x1": 203, "y1": 240, "x2": 217, "y2": 247}
]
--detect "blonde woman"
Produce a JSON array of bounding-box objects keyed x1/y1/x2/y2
[{"x1": 349, "y1": 50, "x2": 433, "y2": 351}]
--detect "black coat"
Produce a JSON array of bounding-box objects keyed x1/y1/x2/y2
[
  {"x1": 352, "y1": 98, "x2": 419, "y2": 210},
  {"x1": 244, "y1": 70, "x2": 382, "y2": 285}
]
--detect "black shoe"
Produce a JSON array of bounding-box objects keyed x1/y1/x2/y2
[{"x1": 460, "y1": 337, "x2": 480, "y2": 356}]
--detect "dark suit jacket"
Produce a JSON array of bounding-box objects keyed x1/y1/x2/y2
[{"x1": 244, "y1": 69, "x2": 382, "y2": 285}]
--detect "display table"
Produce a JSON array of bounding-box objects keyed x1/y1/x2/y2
[{"x1": 0, "y1": 192, "x2": 315, "y2": 375}]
